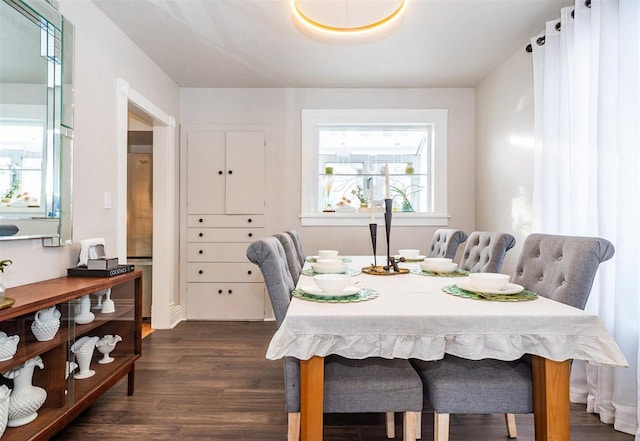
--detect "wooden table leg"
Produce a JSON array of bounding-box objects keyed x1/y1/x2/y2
[
  {"x1": 300, "y1": 356, "x2": 324, "y2": 441},
  {"x1": 531, "y1": 356, "x2": 571, "y2": 441}
]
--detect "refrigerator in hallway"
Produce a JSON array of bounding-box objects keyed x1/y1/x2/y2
[{"x1": 127, "y1": 131, "x2": 153, "y2": 318}]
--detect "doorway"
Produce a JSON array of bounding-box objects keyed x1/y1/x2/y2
[
  {"x1": 127, "y1": 112, "x2": 153, "y2": 321},
  {"x1": 115, "y1": 78, "x2": 180, "y2": 329}
]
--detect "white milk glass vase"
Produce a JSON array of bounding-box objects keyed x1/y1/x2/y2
[
  {"x1": 71, "y1": 336, "x2": 99, "y2": 379},
  {"x1": 74, "y1": 294, "x2": 95, "y2": 325},
  {"x1": 0, "y1": 384, "x2": 10, "y2": 436},
  {"x1": 2, "y1": 356, "x2": 47, "y2": 427}
]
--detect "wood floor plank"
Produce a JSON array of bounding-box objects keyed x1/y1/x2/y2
[{"x1": 52, "y1": 321, "x2": 633, "y2": 441}]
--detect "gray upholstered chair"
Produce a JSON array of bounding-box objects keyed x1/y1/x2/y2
[
  {"x1": 285, "y1": 229, "x2": 306, "y2": 267},
  {"x1": 458, "y1": 231, "x2": 516, "y2": 273},
  {"x1": 247, "y1": 237, "x2": 423, "y2": 441},
  {"x1": 428, "y1": 229, "x2": 468, "y2": 259},
  {"x1": 412, "y1": 233, "x2": 615, "y2": 441},
  {"x1": 274, "y1": 232, "x2": 302, "y2": 284}
]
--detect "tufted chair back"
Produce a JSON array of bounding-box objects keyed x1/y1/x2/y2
[
  {"x1": 274, "y1": 233, "x2": 302, "y2": 285},
  {"x1": 511, "y1": 234, "x2": 614, "y2": 309},
  {"x1": 285, "y1": 229, "x2": 306, "y2": 267},
  {"x1": 428, "y1": 229, "x2": 468, "y2": 259},
  {"x1": 459, "y1": 231, "x2": 516, "y2": 273},
  {"x1": 246, "y1": 237, "x2": 295, "y2": 326}
]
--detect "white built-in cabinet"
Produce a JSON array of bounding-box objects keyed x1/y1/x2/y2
[{"x1": 184, "y1": 130, "x2": 266, "y2": 320}]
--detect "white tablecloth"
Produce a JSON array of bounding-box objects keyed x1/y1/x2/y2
[{"x1": 266, "y1": 257, "x2": 628, "y2": 368}]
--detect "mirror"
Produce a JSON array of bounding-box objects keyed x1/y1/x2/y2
[{"x1": 0, "y1": 0, "x2": 73, "y2": 246}]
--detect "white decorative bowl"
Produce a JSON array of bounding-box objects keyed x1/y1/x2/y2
[
  {"x1": 420, "y1": 258, "x2": 458, "y2": 273},
  {"x1": 317, "y1": 250, "x2": 339, "y2": 260},
  {"x1": 313, "y1": 274, "x2": 351, "y2": 294},
  {"x1": 399, "y1": 249, "x2": 420, "y2": 259},
  {"x1": 0, "y1": 332, "x2": 19, "y2": 362},
  {"x1": 468, "y1": 273, "x2": 510, "y2": 291},
  {"x1": 312, "y1": 261, "x2": 348, "y2": 274}
]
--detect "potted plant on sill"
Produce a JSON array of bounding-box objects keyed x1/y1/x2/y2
[
  {"x1": 391, "y1": 184, "x2": 423, "y2": 212},
  {"x1": 351, "y1": 185, "x2": 369, "y2": 208}
]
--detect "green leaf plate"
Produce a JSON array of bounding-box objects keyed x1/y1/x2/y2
[
  {"x1": 305, "y1": 256, "x2": 353, "y2": 263},
  {"x1": 410, "y1": 268, "x2": 470, "y2": 277},
  {"x1": 302, "y1": 268, "x2": 362, "y2": 277},
  {"x1": 442, "y1": 284, "x2": 538, "y2": 301},
  {"x1": 292, "y1": 287, "x2": 378, "y2": 303}
]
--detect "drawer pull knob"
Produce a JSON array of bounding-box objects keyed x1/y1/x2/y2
[
  {"x1": 199, "y1": 233, "x2": 204, "y2": 237},
  {"x1": 198, "y1": 250, "x2": 203, "y2": 254},
  {"x1": 198, "y1": 270, "x2": 203, "y2": 275},
  {"x1": 228, "y1": 170, "x2": 233, "y2": 175},
  {"x1": 198, "y1": 218, "x2": 203, "y2": 223},
  {"x1": 218, "y1": 289, "x2": 223, "y2": 294},
  {"x1": 247, "y1": 218, "x2": 252, "y2": 223},
  {"x1": 218, "y1": 170, "x2": 223, "y2": 175},
  {"x1": 247, "y1": 270, "x2": 252, "y2": 275},
  {"x1": 228, "y1": 289, "x2": 233, "y2": 294},
  {"x1": 248, "y1": 232, "x2": 253, "y2": 237}
]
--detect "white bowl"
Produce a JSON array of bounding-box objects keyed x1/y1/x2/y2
[
  {"x1": 399, "y1": 249, "x2": 420, "y2": 259},
  {"x1": 420, "y1": 258, "x2": 458, "y2": 273},
  {"x1": 312, "y1": 261, "x2": 348, "y2": 274},
  {"x1": 313, "y1": 274, "x2": 351, "y2": 294},
  {"x1": 468, "y1": 273, "x2": 510, "y2": 291},
  {"x1": 316, "y1": 258, "x2": 342, "y2": 264},
  {"x1": 0, "y1": 332, "x2": 19, "y2": 362},
  {"x1": 318, "y1": 250, "x2": 339, "y2": 259}
]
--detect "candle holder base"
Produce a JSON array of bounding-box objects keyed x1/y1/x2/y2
[{"x1": 362, "y1": 265, "x2": 410, "y2": 276}]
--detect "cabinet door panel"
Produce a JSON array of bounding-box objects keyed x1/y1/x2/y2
[
  {"x1": 225, "y1": 284, "x2": 265, "y2": 320},
  {"x1": 225, "y1": 131, "x2": 265, "y2": 214},
  {"x1": 187, "y1": 131, "x2": 225, "y2": 214},
  {"x1": 188, "y1": 227, "x2": 263, "y2": 243},
  {"x1": 186, "y1": 283, "x2": 226, "y2": 319},
  {"x1": 187, "y1": 262, "x2": 263, "y2": 282},
  {"x1": 187, "y1": 243, "x2": 249, "y2": 262}
]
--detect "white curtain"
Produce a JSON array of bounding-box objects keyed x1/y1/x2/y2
[{"x1": 531, "y1": 0, "x2": 640, "y2": 437}]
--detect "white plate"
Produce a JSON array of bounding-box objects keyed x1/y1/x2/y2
[
  {"x1": 456, "y1": 281, "x2": 524, "y2": 295},
  {"x1": 300, "y1": 285, "x2": 361, "y2": 298}
]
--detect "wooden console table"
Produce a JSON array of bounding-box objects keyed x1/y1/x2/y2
[{"x1": 0, "y1": 271, "x2": 142, "y2": 440}]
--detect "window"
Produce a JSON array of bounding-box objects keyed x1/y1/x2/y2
[
  {"x1": 0, "y1": 117, "x2": 46, "y2": 215},
  {"x1": 301, "y1": 109, "x2": 448, "y2": 226}
]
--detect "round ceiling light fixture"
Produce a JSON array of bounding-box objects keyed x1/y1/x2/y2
[{"x1": 291, "y1": 0, "x2": 407, "y2": 36}]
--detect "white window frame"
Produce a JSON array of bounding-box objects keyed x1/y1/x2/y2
[{"x1": 300, "y1": 109, "x2": 449, "y2": 226}]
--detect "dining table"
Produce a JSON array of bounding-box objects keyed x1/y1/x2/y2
[{"x1": 266, "y1": 256, "x2": 628, "y2": 441}]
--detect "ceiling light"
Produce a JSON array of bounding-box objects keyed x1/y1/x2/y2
[{"x1": 291, "y1": 0, "x2": 407, "y2": 36}]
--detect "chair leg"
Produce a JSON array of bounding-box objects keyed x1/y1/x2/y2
[
  {"x1": 403, "y1": 411, "x2": 417, "y2": 441},
  {"x1": 434, "y1": 412, "x2": 450, "y2": 441},
  {"x1": 416, "y1": 411, "x2": 422, "y2": 439},
  {"x1": 386, "y1": 412, "x2": 396, "y2": 438},
  {"x1": 288, "y1": 412, "x2": 300, "y2": 441},
  {"x1": 505, "y1": 413, "x2": 518, "y2": 438}
]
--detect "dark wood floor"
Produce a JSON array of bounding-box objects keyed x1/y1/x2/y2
[{"x1": 53, "y1": 321, "x2": 632, "y2": 440}]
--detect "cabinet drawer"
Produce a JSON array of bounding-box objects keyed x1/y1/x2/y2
[
  {"x1": 187, "y1": 262, "x2": 263, "y2": 282},
  {"x1": 188, "y1": 215, "x2": 264, "y2": 228},
  {"x1": 187, "y1": 243, "x2": 249, "y2": 262},
  {"x1": 186, "y1": 282, "x2": 264, "y2": 320},
  {"x1": 188, "y1": 228, "x2": 264, "y2": 243}
]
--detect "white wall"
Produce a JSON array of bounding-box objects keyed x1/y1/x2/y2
[
  {"x1": 180, "y1": 87, "x2": 475, "y2": 260},
  {"x1": 1, "y1": 0, "x2": 180, "y2": 289},
  {"x1": 475, "y1": 48, "x2": 535, "y2": 276}
]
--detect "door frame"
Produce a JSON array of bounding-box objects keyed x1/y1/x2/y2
[{"x1": 116, "y1": 78, "x2": 181, "y2": 329}]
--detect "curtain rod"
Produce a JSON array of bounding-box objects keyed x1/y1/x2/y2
[{"x1": 525, "y1": 0, "x2": 590, "y2": 53}]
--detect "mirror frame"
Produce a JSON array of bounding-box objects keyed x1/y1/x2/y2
[{"x1": 0, "y1": 0, "x2": 73, "y2": 246}]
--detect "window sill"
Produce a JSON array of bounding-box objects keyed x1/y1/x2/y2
[{"x1": 300, "y1": 212, "x2": 450, "y2": 227}]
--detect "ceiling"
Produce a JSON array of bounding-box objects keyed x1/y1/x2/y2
[{"x1": 91, "y1": 0, "x2": 572, "y2": 88}]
